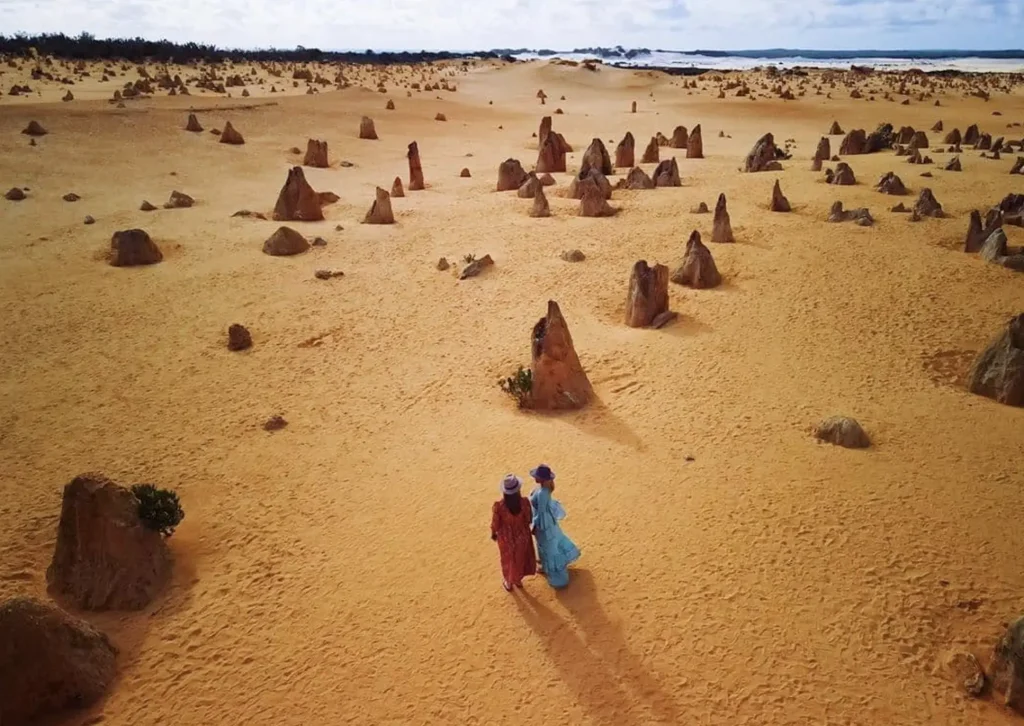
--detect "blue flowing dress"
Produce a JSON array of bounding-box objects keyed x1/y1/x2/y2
[{"x1": 530, "y1": 486, "x2": 581, "y2": 588}]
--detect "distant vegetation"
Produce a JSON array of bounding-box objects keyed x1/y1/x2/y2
[{"x1": 0, "y1": 32, "x2": 507, "y2": 64}]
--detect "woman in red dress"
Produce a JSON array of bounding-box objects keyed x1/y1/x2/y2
[{"x1": 491, "y1": 474, "x2": 537, "y2": 591}]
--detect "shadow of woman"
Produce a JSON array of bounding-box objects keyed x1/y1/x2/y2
[
  {"x1": 515, "y1": 569, "x2": 684, "y2": 725},
  {"x1": 555, "y1": 568, "x2": 685, "y2": 725}
]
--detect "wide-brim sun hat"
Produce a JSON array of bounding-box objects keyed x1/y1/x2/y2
[
  {"x1": 530, "y1": 464, "x2": 555, "y2": 481},
  {"x1": 501, "y1": 474, "x2": 522, "y2": 495}
]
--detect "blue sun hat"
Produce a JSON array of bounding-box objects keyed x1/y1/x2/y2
[
  {"x1": 501, "y1": 474, "x2": 522, "y2": 495},
  {"x1": 530, "y1": 464, "x2": 555, "y2": 482}
]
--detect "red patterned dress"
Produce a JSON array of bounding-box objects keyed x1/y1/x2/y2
[{"x1": 491, "y1": 497, "x2": 537, "y2": 589}]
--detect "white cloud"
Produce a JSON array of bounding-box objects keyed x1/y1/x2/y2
[{"x1": 0, "y1": 0, "x2": 1021, "y2": 50}]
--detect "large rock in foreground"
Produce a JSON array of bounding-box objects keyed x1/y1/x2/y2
[
  {"x1": 968, "y1": 313, "x2": 1024, "y2": 407},
  {"x1": 110, "y1": 229, "x2": 162, "y2": 267},
  {"x1": 0, "y1": 597, "x2": 117, "y2": 724},
  {"x1": 528, "y1": 301, "x2": 592, "y2": 410},
  {"x1": 47, "y1": 474, "x2": 171, "y2": 610},
  {"x1": 991, "y1": 616, "x2": 1024, "y2": 712}
]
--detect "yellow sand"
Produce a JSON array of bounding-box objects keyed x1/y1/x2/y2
[{"x1": 1, "y1": 56, "x2": 1023, "y2": 726}]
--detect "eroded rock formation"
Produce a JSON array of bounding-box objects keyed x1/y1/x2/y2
[
  {"x1": 363, "y1": 187, "x2": 395, "y2": 224},
  {"x1": 686, "y1": 124, "x2": 703, "y2": 158},
  {"x1": 615, "y1": 132, "x2": 635, "y2": 168},
  {"x1": 110, "y1": 229, "x2": 162, "y2": 266},
  {"x1": 968, "y1": 314, "x2": 1024, "y2": 407},
  {"x1": 528, "y1": 301, "x2": 592, "y2": 410},
  {"x1": 273, "y1": 166, "x2": 324, "y2": 221},
  {"x1": 359, "y1": 116, "x2": 378, "y2": 140},
  {"x1": 263, "y1": 226, "x2": 310, "y2": 256},
  {"x1": 671, "y1": 230, "x2": 721, "y2": 288},
  {"x1": 46, "y1": 474, "x2": 172, "y2": 609},
  {"x1": 712, "y1": 193, "x2": 734, "y2": 242},
  {"x1": 770, "y1": 179, "x2": 791, "y2": 211},
  {"x1": 744, "y1": 133, "x2": 782, "y2": 172},
  {"x1": 624, "y1": 260, "x2": 670, "y2": 328},
  {"x1": 219, "y1": 121, "x2": 244, "y2": 145},
  {"x1": 497, "y1": 158, "x2": 529, "y2": 192},
  {"x1": 407, "y1": 141, "x2": 425, "y2": 191}
]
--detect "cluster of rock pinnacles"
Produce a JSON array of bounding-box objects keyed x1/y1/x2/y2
[{"x1": 1, "y1": 474, "x2": 177, "y2": 724}]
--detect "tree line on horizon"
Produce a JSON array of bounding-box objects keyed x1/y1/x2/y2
[{"x1": 0, "y1": 32, "x2": 508, "y2": 64}]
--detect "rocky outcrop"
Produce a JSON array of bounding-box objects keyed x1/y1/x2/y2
[
  {"x1": 964, "y1": 124, "x2": 980, "y2": 146},
  {"x1": 528, "y1": 300, "x2": 592, "y2": 410},
  {"x1": 990, "y1": 616, "x2": 1024, "y2": 710},
  {"x1": 47, "y1": 474, "x2": 171, "y2": 609},
  {"x1": 653, "y1": 158, "x2": 681, "y2": 187},
  {"x1": 303, "y1": 139, "x2": 328, "y2": 167},
  {"x1": 1010, "y1": 157, "x2": 1024, "y2": 175},
  {"x1": 263, "y1": 226, "x2": 310, "y2": 256},
  {"x1": 363, "y1": 187, "x2": 395, "y2": 224},
  {"x1": 931, "y1": 120, "x2": 943, "y2": 132},
  {"x1": 219, "y1": 121, "x2": 244, "y2": 145},
  {"x1": 827, "y1": 201, "x2": 873, "y2": 226},
  {"x1": 620, "y1": 166, "x2": 654, "y2": 190},
  {"x1": 943, "y1": 128, "x2": 962, "y2": 145},
  {"x1": 496, "y1": 158, "x2": 529, "y2": 192},
  {"x1": 578, "y1": 179, "x2": 615, "y2": 217},
  {"x1": 568, "y1": 168, "x2": 612, "y2": 200},
  {"x1": 582, "y1": 138, "x2": 612, "y2": 176},
  {"x1": 5, "y1": 187, "x2": 26, "y2": 201},
  {"x1": 712, "y1": 193, "x2": 734, "y2": 243},
  {"x1": 641, "y1": 136, "x2": 659, "y2": 164},
  {"x1": 770, "y1": 179, "x2": 791, "y2": 211},
  {"x1": 407, "y1": 141, "x2": 425, "y2": 190},
  {"x1": 913, "y1": 188, "x2": 944, "y2": 218},
  {"x1": 964, "y1": 209, "x2": 1003, "y2": 253},
  {"x1": 164, "y1": 190, "x2": 194, "y2": 209},
  {"x1": 839, "y1": 129, "x2": 866, "y2": 155},
  {"x1": 876, "y1": 172, "x2": 907, "y2": 195},
  {"x1": 968, "y1": 314, "x2": 1024, "y2": 407},
  {"x1": 517, "y1": 173, "x2": 541, "y2": 199},
  {"x1": 812, "y1": 137, "x2": 831, "y2": 171},
  {"x1": 828, "y1": 121, "x2": 843, "y2": 135},
  {"x1": 530, "y1": 185, "x2": 550, "y2": 218},
  {"x1": 391, "y1": 176, "x2": 405, "y2": 198},
  {"x1": 743, "y1": 132, "x2": 782, "y2": 172},
  {"x1": 185, "y1": 113, "x2": 203, "y2": 132},
  {"x1": 21, "y1": 120, "x2": 47, "y2": 136},
  {"x1": 228, "y1": 324, "x2": 252, "y2": 351},
  {"x1": 615, "y1": 132, "x2": 635, "y2": 168},
  {"x1": 686, "y1": 124, "x2": 703, "y2": 158},
  {"x1": 273, "y1": 166, "x2": 324, "y2": 221},
  {"x1": 110, "y1": 229, "x2": 162, "y2": 267},
  {"x1": 670, "y1": 125, "x2": 688, "y2": 148},
  {"x1": 813, "y1": 416, "x2": 870, "y2": 448},
  {"x1": 536, "y1": 132, "x2": 568, "y2": 173},
  {"x1": 624, "y1": 261, "x2": 670, "y2": 328},
  {"x1": 828, "y1": 162, "x2": 856, "y2": 185},
  {"x1": 0, "y1": 597, "x2": 117, "y2": 724},
  {"x1": 671, "y1": 230, "x2": 720, "y2": 288},
  {"x1": 945, "y1": 156, "x2": 962, "y2": 172},
  {"x1": 910, "y1": 130, "x2": 929, "y2": 149},
  {"x1": 359, "y1": 116, "x2": 378, "y2": 140}
]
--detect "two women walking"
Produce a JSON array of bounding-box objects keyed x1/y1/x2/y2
[{"x1": 490, "y1": 464, "x2": 580, "y2": 592}]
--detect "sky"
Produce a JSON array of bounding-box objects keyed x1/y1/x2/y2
[{"x1": 1, "y1": 0, "x2": 1022, "y2": 52}]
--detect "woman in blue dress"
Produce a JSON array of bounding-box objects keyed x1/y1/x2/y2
[{"x1": 528, "y1": 464, "x2": 581, "y2": 589}]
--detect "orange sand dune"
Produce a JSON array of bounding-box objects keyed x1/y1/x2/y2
[{"x1": 1, "y1": 58, "x2": 1023, "y2": 725}]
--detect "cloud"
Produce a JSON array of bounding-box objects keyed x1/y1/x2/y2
[{"x1": 0, "y1": 0, "x2": 1022, "y2": 51}]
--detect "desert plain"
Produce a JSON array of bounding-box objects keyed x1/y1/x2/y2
[{"x1": 1, "y1": 52, "x2": 1023, "y2": 725}]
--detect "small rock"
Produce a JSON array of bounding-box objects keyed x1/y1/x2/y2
[
  {"x1": 311, "y1": 237, "x2": 328, "y2": 247},
  {"x1": 227, "y1": 324, "x2": 252, "y2": 351},
  {"x1": 690, "y1": 202, "x2": 709, "y2": 214},
  {"x1": 946, "y1": 651, "x2": 986, "y2": 697},
  {"x1": 83, "y1": 215, "x2": 95, "y2": 225},
  {"x1": 5, "y1": 187, "x2": 26, "y2": 201},
  {"x1": 63, "y1": 192, "x2": 80, "y2": 202},
  {"x1": 232, "y1": 210, "x2": 267, "y2": 220},
  {"x1": 459, "y1": 254, "x2": 494, "y2": 279},
  {"x1": 139, "y1": 200, "x2": 157, "y2": 211},
  {"x1": 340, "y1": 161, "x2": 355, "y2": 168},
  {"x1": 163, "y1": 190, "x2": 194, "y2": 209},
  {"x1": 560, "y1": 249, "x2": 586, "y2": 262},
  {"x1": 314, "y1": 269, "x2": 344, "y2": 280},
  {"x1": 813, "y1": 416, "x2": 870, "y2": 449},
  {"x1": 436, "y1": 257, "x2": 450, "y2": 271},
  {"x1": 263, "y1": 415, "x2": 287, "y2": 432}
]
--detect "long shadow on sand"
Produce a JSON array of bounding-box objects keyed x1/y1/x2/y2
[
  {"x1": 514, "y1": 568, "x2": 683, "y2": 726},
  {"x1": 533, "y1": 397, "x2": 645, "y2": 451}
]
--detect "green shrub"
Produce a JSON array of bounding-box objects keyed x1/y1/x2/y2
[
  {"x1": 499, "y1": 366, "x2": 533, "y2": 408},
  {"x1": 131, "y1": 484, "x2": 185, "y2": 537}
]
